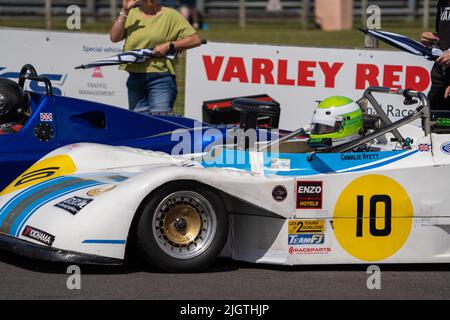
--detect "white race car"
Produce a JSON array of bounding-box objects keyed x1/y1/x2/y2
[{"x1": 0, "y1": 87, "x2": 449, "y2": 272}]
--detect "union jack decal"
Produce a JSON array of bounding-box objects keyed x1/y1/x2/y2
[
  {"x1": 40, "y1": 113, "x2": 53, "y2": 122},
  {"x1": 418, "y1": 143, "x2": 431, "y2": 152}
]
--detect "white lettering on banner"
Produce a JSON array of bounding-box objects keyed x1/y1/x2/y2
[{"x1": 185, "y1": 42, "x2": 434, "y2": 130}]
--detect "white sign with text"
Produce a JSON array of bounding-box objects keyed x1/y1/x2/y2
[
  {"x1": 186, "y1": 42, "x2": 434, "y2": 130},
  {"x1": 0, "y1": 28, "x2": 128, "y2": 107}
]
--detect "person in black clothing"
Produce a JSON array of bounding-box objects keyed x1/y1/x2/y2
[
  {"x1": 0, "y1": 78, "x2": 30, "y2": 134},
  {"x1": 421, "y1": 0, "x2": 450, "y2": 110}
]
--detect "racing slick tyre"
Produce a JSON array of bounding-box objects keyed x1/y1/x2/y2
[{"x1": 136, "y1": 181, "x2": 229, "y2": 272}]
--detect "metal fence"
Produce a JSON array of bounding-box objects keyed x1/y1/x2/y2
[{"x1": 0, "y1": 0, "x2": 440, "y2": 19}]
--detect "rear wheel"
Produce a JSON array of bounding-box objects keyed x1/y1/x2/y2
[{"x1": 136, "y1": 182, "x2": 228, "y2": 272}]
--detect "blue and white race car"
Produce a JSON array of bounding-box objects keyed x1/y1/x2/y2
[
  {"x1": 0, "y1": 64, "x2": 277, "y2": 191},
  {"x1": 0, "y1": 87, "x2": 448, "y2": 272}
]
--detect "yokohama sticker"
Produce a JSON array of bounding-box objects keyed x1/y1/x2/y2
[
  {"x1": 296, "y1": 181, "x2": 323, "y2": 209},
  {"x1": 22, "y1": 225, "x2": 55, "y2": 246}
]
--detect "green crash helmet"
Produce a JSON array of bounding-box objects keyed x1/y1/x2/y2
[{"x1": 309, "y1": 96, "x2": 363, "y2": 147}]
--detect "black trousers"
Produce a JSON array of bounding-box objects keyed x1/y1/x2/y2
[{"x1": 428, "y1": 63, "x2": 450, "y2": 111}]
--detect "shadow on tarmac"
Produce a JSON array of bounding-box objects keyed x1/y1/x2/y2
[{"x1": 1, "y1": 249, "x2": 450, "y2": 275}]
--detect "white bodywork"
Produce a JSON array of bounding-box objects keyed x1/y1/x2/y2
[{"x1": 1, "y1": 123, "x2": 450, "y2": 266}]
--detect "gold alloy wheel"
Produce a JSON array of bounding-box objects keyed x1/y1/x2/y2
[
  {"x1": 153, "y1": 191, "x2": 217, "y2": 259},
  {"x1": 163, "y1": 204, "x2": 202, "y2": 245}
]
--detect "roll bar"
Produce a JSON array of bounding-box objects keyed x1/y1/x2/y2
[
  {"x1": 18, "y1": 64, "x2": 53, "y2": 96},
  {"x1": 335, "y1": 86, "x2": 430, "y2": 153},
  {"x1": 260, "y1": 86, "x2": 431, "y2": 154}
]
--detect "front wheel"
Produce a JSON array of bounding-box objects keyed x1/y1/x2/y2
[{"x1": 136, "y1": 182, "x2": 228, "y2": 272}]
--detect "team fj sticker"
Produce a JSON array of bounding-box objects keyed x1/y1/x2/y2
[
  {"x1": 296, "y1": 181, "x2": 323, "y2": 209},
  {"x1": 288, "y1": 234, "x2": 324, "y2": 245},
  {"x1": 55, "y1": 196, "x2": 93, "y2": 215},
  {"x1": 22, "y1": 225, "x2": 55, "y2": 246},
  {"x1": 288, "y1": 220, "x2": 325, "y2": 245}
]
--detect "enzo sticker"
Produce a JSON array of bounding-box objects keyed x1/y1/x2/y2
[
  {"x1": 296, "y1": 181, "x2": 323, "y2": 209},
  {"x1": 55, "y1": 196, "x2": 93, "y2": 215},
  {"x1": 22, "y1": 225, "x2": 55, "y2": 246}
]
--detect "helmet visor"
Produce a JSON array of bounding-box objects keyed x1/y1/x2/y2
[{"x1": 311, "y1": 121, "x2": 342, "y2": 135}]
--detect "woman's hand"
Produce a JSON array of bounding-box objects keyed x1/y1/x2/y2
[
  {"x1": 111, "y1": 0, "x2": 139, "y2": 42},
  {"x1": 122, "y1": 0, "x2": 140, "y2": 13},
  {"x1": 421, "y1": 31, "x2": 439, "y2": 47},
  {"x1": 153, "y1": 43, "x2": 170, "y2": 57}
]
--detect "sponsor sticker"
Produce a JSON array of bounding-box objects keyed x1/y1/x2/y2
[
  {"x1": 272, "y1": 185, "x2": 288, "y2": 202},
  {"x1": 55, "y1": 196, "x2": 93, "y2": 215},
  {"x1": 441, "y1": 142, "x2": 450, "y2": 155},
  {"x1": 296, "y1": 181, "x2": 323, "y2": 209},
  {"x1": 289, "y1": 247, "x2": 331, "y2": 255},
  {"x1": 22, "y1": 225, "x2": 55, "y2": 246},
  {"x1": 288, "y1": 234, "x2": 324, "y2": 245},
  {"x1": 288, "y1": 220, "x2": 325, "y2": 233}
]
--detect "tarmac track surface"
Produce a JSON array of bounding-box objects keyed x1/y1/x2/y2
[{"x1": 0, "y1": 251, "x2": 449, "y2": 300}]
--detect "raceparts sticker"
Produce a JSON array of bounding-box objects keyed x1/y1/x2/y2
[
  {"x1": 296, "y1": 181, "x2": 323, "y2": 209},
  {"x1": 289, "y1": 247, "x2": 331, "y2": 255}
]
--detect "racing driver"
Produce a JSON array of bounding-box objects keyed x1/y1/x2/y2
[{"x1": 0, "y1": 78, "x2": 30, "y2": 135}]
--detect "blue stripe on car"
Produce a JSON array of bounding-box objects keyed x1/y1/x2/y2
[
  {"x1": 82, "y1": 240, "x2": 126, "y2": 244},
  {"x1": 0, "y1": 177, "x2": 103, "y2": 236},
  {"x1": 14, "y1": 181, "x2": 102, "y2": 237}
]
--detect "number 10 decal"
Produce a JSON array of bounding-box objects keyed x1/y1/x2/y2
[
  {"x1": 334, "y1": 175, "x2": 413, "y2": 261},
  {"x1": 356, "y1": 195, "x2": 392, "y2": 237}
]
